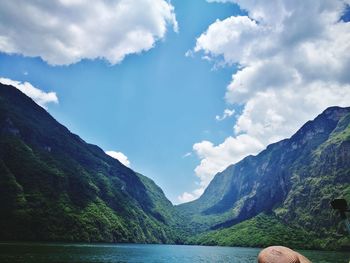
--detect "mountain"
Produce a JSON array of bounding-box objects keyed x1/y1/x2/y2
[
  {"x1": 177, "y1": 106, "x2": 350, "y2": 250},
  {"x1": 0, "y1": 83, "x2": 185, "y2": 243},
  {"x1": 1, "y1": 82, "x2": 349, "y2": 250}
]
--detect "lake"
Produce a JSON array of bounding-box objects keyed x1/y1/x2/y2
[{"x1": 0, "y1": 242, "x2": 349, "y2": 263}]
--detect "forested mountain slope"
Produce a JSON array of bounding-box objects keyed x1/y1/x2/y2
[
  {"x1": 178, "y1": 106, "x2": 350, "y2": 250},
  {"x1": 1, "y1": 83, "x2": 349, "y2": 250},
  {"x1": 0, "y1": 83, "x2": 184, "y2": 243}
]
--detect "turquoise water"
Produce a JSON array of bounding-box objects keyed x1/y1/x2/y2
[{"x1": 0, "y1": 242, "x2": 349, "y2": 263}]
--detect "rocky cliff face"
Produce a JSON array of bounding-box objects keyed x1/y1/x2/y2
[{"x1": 177, "y1": 106, "x2": 350, "y2": 249}]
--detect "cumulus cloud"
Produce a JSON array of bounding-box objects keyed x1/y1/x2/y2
[
  {"x1": 0, "y1": 0, "x2": 177, "y2": 65},
  {"x1": 215, "y1": 108, "x2": 235, "y2": 121},
  {"x1": 178, "y1": 0, "x2": 350, "y2": 203},
  {"x1": 178, "y1": 134, "x2": 264, "y2": 202},
  {"x1": 0, "y1": 77, "x2": 58, "y2": 108},
  {"x1": 178, "y1": 187, "x2": 205, "y2": 203},
  {"x1": 195, "y1": 15, "x2": 261, "y2": 65},
  {"x1": 193, "y1": 135, "x2": 263, "y2": 184},
  {"x1": 105, "y1": 151, "x2": 131, "y2": 168}
]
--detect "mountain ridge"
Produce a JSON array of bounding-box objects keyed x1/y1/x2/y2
[
  {"x1": 1, "y1": 83, "x2": 349, "y2": 250},
  {"x1": 177, "y1": 106, "x2": 350, "y2": 250}
]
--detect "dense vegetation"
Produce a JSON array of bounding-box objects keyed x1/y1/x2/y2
[
  {"x1": 189, "y1": 213, "x2": 319, "y2": 249},
  {"x1": 0, "y1": 83, "x2": 349, "y2": 250},
  {"x1": 178, "y1": 106, "x2": 350, "y2": 250},
  {"x1": 0, "y1": 83, "x2": 184, "y2": 243},
  {"x1": 188, "y1": 213, "x2": 349, "y2": 251}
]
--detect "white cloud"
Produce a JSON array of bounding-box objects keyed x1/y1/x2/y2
[
  {"x1": 0, "y1": 77, "x2": 58, "y2": 108},
  {"x1": 0, "y1": 0, "x2": 177, "y2": 65},
  {"x1": 185, "y1": 50, "x2": 194, "y2": 58},
  {"x1": 105, "y1": 151, "x2": 131, "y2": 168},
  {"x1": 215, "y1": 108, "x2": 235, "y2": 121},
  {"x1": 178, "y1": 187, "x2": 205, "y2": 203},
  {"x1": 193, "y1": 134, "x2": 263, "y2": 186},
  {"x1": 178, "y1": 192, "x2": 197, "y2": 203},
  {"x1": 178, "y1": 134, "x2": 264, "y2": 203},
  {"x1": 234, "y1": 83, "x2": 350, "y2": 146},
  {"x1": 195, "y1": 15, "x2": 261, "y2": 65},
  {"x1": 182, "y1": 152, "x2": 192, "y2": 158},
  {"x1": 179, "y1": 0, "x2": 350, "y2": 202}
]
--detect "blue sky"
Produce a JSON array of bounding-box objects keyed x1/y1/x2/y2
[
  {"x1": 1, "y1": 0, "x2": 349, "y2": 203},
  {"x1": 0, "y1": 0, "x2": 242, "y2": 203}
]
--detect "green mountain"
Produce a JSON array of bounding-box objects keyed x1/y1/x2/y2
[
  {"x1": 0, "y1": 83, "x2": 184, "y2": 243},
  {"x1": 1, "y1": 83, "x2": 349, "y2": 250},
  {"x1": 177, "y1": 106, "x2": 350, "y2": 250}
]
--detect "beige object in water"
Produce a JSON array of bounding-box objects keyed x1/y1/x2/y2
[{"x1": 258, "y1": 246, "x2": 311, "y2": 263}]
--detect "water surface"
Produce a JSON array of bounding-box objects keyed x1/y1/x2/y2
[{"x1": 0, "y1": 242, "x2": 348, "y2": 263}]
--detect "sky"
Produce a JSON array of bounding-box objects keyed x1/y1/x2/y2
[{"x1": 0, "y1": 0, "x2": 350, "y2": 204}]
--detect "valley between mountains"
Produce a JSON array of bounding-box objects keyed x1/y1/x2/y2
[{"x1": 0, "y1": 83, "x2": 349, "y2": 250}]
